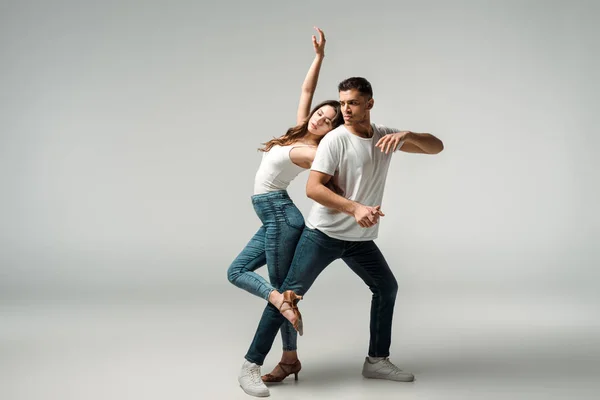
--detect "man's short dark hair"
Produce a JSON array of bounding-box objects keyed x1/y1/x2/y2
[{"x1": 338, "y1": 77, "x2": 373, "y2": 99}]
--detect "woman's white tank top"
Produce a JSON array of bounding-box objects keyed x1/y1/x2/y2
[{"x1": 253, "y1": 145, "x2": 312, "y2": 195}]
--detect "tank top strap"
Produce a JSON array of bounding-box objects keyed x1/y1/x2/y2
[{"x1": 288, "y1": 144, "x2": 317, "y2": 149}]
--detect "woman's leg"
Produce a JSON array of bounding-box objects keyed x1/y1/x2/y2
[
  {"x1": 245, "y1": 227, "x2": 343, "y2": 366},
  {"x1": 232, "y1": 193, "x2": 306, "y2": 380},
  {"x1": 226, "y1": 201, "x2": 303, "y2": 334},
  {"x1": 227, "y1": 226, "x2": 275, "y2": 301},
  {"x1": 262, "y1": 201, "x2": 305, "y2": 354},
  {"x1": 263, "y1": 201, "x2": 323, "y2": 380}
]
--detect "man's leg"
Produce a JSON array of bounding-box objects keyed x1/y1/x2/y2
[
  {"x1": 342, "y1": 241, "x2": 414, "y2": 382},
  {"x1": 245, "y1": 228, "x2": 342, "y2": 365},
  {"x1": 343, "y1": 241, "x2": 398, "y2": 357}
]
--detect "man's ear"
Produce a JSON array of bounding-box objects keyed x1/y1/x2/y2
[{"x1": 367, "y1": 98, "x2": 375, "y2": 110}]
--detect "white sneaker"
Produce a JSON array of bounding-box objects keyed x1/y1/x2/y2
[
  {"x1": 238, "y1": 360, "x2": 270, "y2": 397},
  {"x1": 362, "y1": 357, "x2": 415, "y2": 382}
]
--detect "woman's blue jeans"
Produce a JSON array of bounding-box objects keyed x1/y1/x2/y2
[{"x1": 227, "y1": 190, "x2": 304, "y2": 351}]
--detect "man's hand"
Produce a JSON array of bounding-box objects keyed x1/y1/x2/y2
[
  {"x1": 353, "y1": 204, "x2": 385, "y2": 228},
  {"x1": 375, "y1": 131, "x2": 411, "y2": 154}
]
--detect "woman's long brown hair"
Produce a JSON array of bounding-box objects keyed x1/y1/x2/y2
[{"x1": 259, "y1": 100, "x2": 344, "y2": 152}]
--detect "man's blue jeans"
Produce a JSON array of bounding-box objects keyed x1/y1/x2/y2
[
  {"x1": 227, "y1": 190, "x2": 304, "y2": 351},
  {"x1": 245, "y1": 227, "x2": 399, "y2": 365}
]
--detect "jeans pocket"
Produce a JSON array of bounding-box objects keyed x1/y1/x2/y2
[{"x1": 283, "y1": 204, "x2": 305, "y2": 230}]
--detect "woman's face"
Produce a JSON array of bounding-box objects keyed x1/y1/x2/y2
[{"x1": 307, "y1": 105, "x2": 337, "y2": 136}]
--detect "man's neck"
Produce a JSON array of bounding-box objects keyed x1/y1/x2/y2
[{"x1": 345, "y1": 119, "x2": 373, "y2": 138}]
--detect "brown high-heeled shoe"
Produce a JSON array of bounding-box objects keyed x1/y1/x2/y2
[
  {"x1": 262, "y1": 359, "x2": 302, "y2": 383},
  {"x1": 279, "y1": 290, "x2": 303, "y2": 336}
]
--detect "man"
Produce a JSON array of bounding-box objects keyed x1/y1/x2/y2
[{"x1": 238, "y1": 77, "x2": 444, "y2": 397}]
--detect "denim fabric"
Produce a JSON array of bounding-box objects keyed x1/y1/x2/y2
[
  {"x1": 245, "y1": 227, "x2": 398, "y2": 365},
  {"x1": 227, "y1": 190, "x2": 304, "y2": 351}
]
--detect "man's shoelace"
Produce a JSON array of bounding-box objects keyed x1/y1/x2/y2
[
  {"x1": 381, "y1": 358, "x2": 405, "y2": 374},
  {"x1": 249, "y1": 367, "x2": 262, "y2": 383}
]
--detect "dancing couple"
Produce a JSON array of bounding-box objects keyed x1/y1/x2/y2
[{"x1": 227, "y1": 27, "x2": 444, "y2": 397}]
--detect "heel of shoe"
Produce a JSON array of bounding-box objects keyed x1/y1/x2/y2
[
  {"x1": 261, "y1": 360, "x2": 302, "y2": 383},
  {"x1": 295, "y1": 314, "x2": 304, "y2": 336}
]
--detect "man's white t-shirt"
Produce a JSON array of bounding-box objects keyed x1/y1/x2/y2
[{"x1": 306, "y1": 123, "x2": 402, "y2": 241}]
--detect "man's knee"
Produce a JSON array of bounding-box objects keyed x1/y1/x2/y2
[
  {"x1": 377, "y1": 278, "x2": 398, "y2": 300},
  {"x1": 388, "y1": 279, "x2": 399, "y2": 298}
]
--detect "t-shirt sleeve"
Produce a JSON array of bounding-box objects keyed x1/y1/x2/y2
[
  {"x1": 311, "y1": 133, "x2": 339, "y2": 176},
  {"x1": 375, "y1": 124, "x2": 400, "y2": 136}
]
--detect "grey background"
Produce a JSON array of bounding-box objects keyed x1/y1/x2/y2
[{"x1": 1, "y1": 0, "x2": 599, "y2": 399}]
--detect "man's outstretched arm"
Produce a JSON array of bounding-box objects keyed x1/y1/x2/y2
[
  {"x1": 376, "y1": 131, "x2": 444, "y2": 154},
  {"x1": 306, "y1": 171, "x2": 383, "y2": 228}
]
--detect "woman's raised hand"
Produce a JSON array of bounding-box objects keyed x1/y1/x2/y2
[{"x1": 312, "y1": 26, "x2": 326, "y2": 57}]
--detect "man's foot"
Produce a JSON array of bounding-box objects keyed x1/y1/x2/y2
[
  {"x1": 361, "y1": 357, "x2": 415, "y2": 382},
  {"x1": 262, "y1": 359, "x2": 302, "y2": 383},
  {"x1": 238, "y1": 360, "x2": 270, "y2": 397}
]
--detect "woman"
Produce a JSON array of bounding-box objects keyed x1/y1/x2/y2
[{"x1": 227, "y1": 27, "x2": 343, "y2": 391}]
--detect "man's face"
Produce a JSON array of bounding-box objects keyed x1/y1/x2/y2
[{"x1": 339, "y1": 89, "x2": 373, "y2": 125}]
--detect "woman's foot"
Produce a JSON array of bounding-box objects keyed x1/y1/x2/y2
[
  {"x1": 269, "y1": 290, "x2": 304, "y2": 335},
  {"x1": 262, "y1": 352, "x2": 302, "y2": 383}
]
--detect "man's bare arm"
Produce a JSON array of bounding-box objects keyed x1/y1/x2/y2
[
  {"x1": 376, "y1": 131, "x2": 444, "y2": 154},
  {"x1": 306, "y1": 171, "x2": 356, "y2": 215},
  {"x1": 401, "y1": 132, "x2": 444, "y2": 154},
  {"x1": 306, "y1": 171, "x2": 384, "y2": 228}
]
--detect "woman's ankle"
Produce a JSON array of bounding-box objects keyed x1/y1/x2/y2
[
  {"x1": 268, "y1": 290, "x2": 282, "y2": 308},
  {"x1": 280, "y1": 350, "x2": 298, "y2": 363}
]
